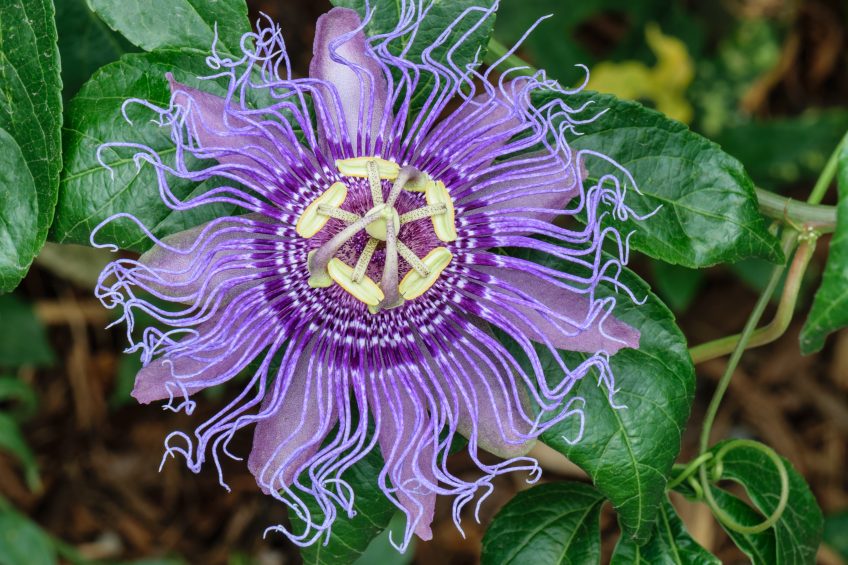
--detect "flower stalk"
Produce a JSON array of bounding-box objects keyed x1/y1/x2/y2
[{"x1": 689, "y1": 232, "x2": 816, "y2": 364}]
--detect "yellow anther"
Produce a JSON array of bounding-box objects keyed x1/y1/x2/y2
[
  {"x1": 425, "y1": 181, "x2": 457, "y2": 242},
  {"x1": 296, "y1": 182, "x2": 348, "y2": 238},
  {"x1": 308, "y1": 273, "x2": 333, "y2": 288},
  {"x1": 398, "y1": 247, "x2": 452, "y2": 301},
  {"x1": 365, "y1": 206, "x2": 401, "y2": 241},
  {"x1": 327, "y1": 258, "x2": 385, "y2": 306},
  {"x1": 336, "y1": 157, "x2": 400, "y2": 180},
  {"x1": 403, "y1": 173, "x2": 432, "y2": 193}
]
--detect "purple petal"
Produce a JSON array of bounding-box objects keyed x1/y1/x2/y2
[
  {"x1": 138, "y1": 216, "x2": 269, "y2": 302},
  {"x1": 310, "y1": 7, "x2": 389, "y2": 149},
  {"x1": 374, "y1": 385, "x2": 436, "y2": 541},
  {"x1": 473, "y1": 265, "x2": 640, "y2": 354},
  {"x1": 446, "y1": 338, "x2": 537, "y2": 459},
  {"x1": 248, "y1": 351, "x2": 336, "y2": 494},
  {"x1": 167, "y1": 75, "x2": 290, "y2": 177},
  {"x1": 460, "y1": 152, "x2": 583, "y2": 224},
  {"x1": 132, "y1": 312, "x2": 264, "y2": 404}
]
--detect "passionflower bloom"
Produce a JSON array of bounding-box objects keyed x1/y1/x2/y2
[{"x1": 93, "y1": 2, "x2": 643, "y2": 550}]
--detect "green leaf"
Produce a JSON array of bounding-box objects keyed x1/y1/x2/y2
[
  {"x1": 353, "y1": 513, "x2": 415, "y2": 565},
  {"x1": 331, "y1": 0, "x2": 496, "y2": 110},
  {"x1": 0, "y1": 0, "x2": 63, "y2": 288},
  {"x1": 536, "y1": 90, "x2": 783, "y2": 268},
  {"x1": 800, "y1": 142, "x2": 848, "y2": 354},
  {"x1": 0, "y1": 376, "x2": 38, "y2": 421},
  {"x1": 481, "y1": 482, "x2": 604, "y2": 565},
  {"x1": 715, "y1": 111, "x2": 848, "y2": 191},
  {"x1": 296, "y1": 448, "x2": 397, "y2": 565},
  {"x1": 650, "y1": 261, "x2": 703, "y2": 313},
  {"x1": 0, "y1": 510, "x2": 57, "y2": 565},
  {"x1": 111, "y1": 350, "x2": 142, "y2": 408},
  {"x1": 0, "y1": 413, "x2": 40, "y2": 491},
  {"x1": 0, "y1": 130, "x2": 39, "y2": 292},
  {"x1": 706, "y1": 489, "x2": 777, "y2": 564},
  {"x1": 88, "y1": 0, "x2": 251, "y2": 54},
  {"x1": 700, "y1": 440, "x2": 823, "y2": 565},
  {"x1": 527, "y1": 258, "x2": 695, "y2": 543},
  {"x1": 55, "y1": 0, "x2": 136, "y2": 101},
  {"x1": 0, "y1": 294, "x2": 54, "y2": 369},
  {"x1": 823, "y1": 510, "x2": 848, "y2": 560},
  {"x1": 53, "y1": 50, "x2": 238, "y2": 251},
  {"x1": 611, "y1": 497, "x2": 720, "y2": 564}
]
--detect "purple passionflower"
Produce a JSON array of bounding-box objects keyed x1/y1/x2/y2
[{"x1": 93, "y1": 2, "x2": 643, "y2": 550}]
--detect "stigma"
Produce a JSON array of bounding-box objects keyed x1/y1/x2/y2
[{"x1": 296, "y1": 157, "x2": 456, "y2": 312}]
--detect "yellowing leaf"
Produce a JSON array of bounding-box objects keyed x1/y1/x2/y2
[{"x1": 588, "y1": 24, "x2": 694, "y2": 123}]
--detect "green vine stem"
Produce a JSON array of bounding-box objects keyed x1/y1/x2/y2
[
  {"x1": 667, "y1": 452, "x2": 714, "y2": 490},
  {"x1": 806, "y1": 130, "x2": 848, "y2": 205},
  {"x1": 701, "y1": 439, "x2": 790, "y2": 534},
  {"x1": 693, "y1": 230, "x2": 796, "y2": 532},
  {"x1": 756, "y1": 188, "x2": 837, "y2": 233},
  {"x1": 689, "y1": 233, "x2": 817, "y2": 364},
  {"x1": 698, "y1": 229, "x2": 796, "y2": 454}
]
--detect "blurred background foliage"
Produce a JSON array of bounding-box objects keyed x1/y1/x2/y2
[{"x1": 2, "y1": 0, "x2": 847, "y2": 563}]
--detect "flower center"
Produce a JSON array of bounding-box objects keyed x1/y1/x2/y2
[{"x1": 296, "y1": 157, "x2": 456, "y2": 313}]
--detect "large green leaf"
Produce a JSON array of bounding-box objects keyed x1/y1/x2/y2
[
  {"x1": 707, "y1": 440, "x2": 822, "y2": 565},
  {"x1": 331, "y1": 0, "x2": 496, "y2": 110},
  {"x1": 0, "y1": 130, "x2": 39, "y2": 292},
  {"x1": 88, "y1": 0, "x2": 251, "y2": 54},
  {"x1": 481, "y1": 482, "x2": 604, "y2": 565},
  {"x1": 0, "y1": 294, "x2": 54, "y2": 369},
  {"x1": 707, "y1": 489, "x2": 777, "y2": 564},
  {"x1": 800, "y1": 142, "x2": 848, "y2": 354},
  {"x1": 296, "y1": 448, "x2": 397, "y2": 565},
  {"x1": 55, "y1": 0, "x2": 136, "y2": 101},
  {"x1": 53, "y1": 50, "x2": 237, "y2": 251},
  {"x1": 610, "y1": 497, "x2": 720, "y2": 564},
  {"x1": 0, "y1": 0, "x2": 62, "y2": 289},
  {"x1": 536, "y1": 90, "x2": 783, "y2": 268},
  {"x1": 0, "y1": 510, "x2": 56, "y2": 565},
  {"x1": 507, "y1": 252, "x2": 695, "y2": 543}
]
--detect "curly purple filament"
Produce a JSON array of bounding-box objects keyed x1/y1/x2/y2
[{"x1": 92, "y1": 1, "x2": 645, "y2": 551}]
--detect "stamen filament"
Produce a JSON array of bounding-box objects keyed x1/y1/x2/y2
[
  {"x1": 367, "y1": 160, "x2": 384, "y2": 206},
  {"x1": 317, "y1": 205, "x2": 361, "y2": 224},
  {"x1": 397, "y1": 241, "x2": 430, "y2": 277},
  {"x1": 352, "y1": 238, "x2": 379, "y2": 283},
  {"x1": 399, "y1": 204, "x2": 447, "y2": 224}
]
